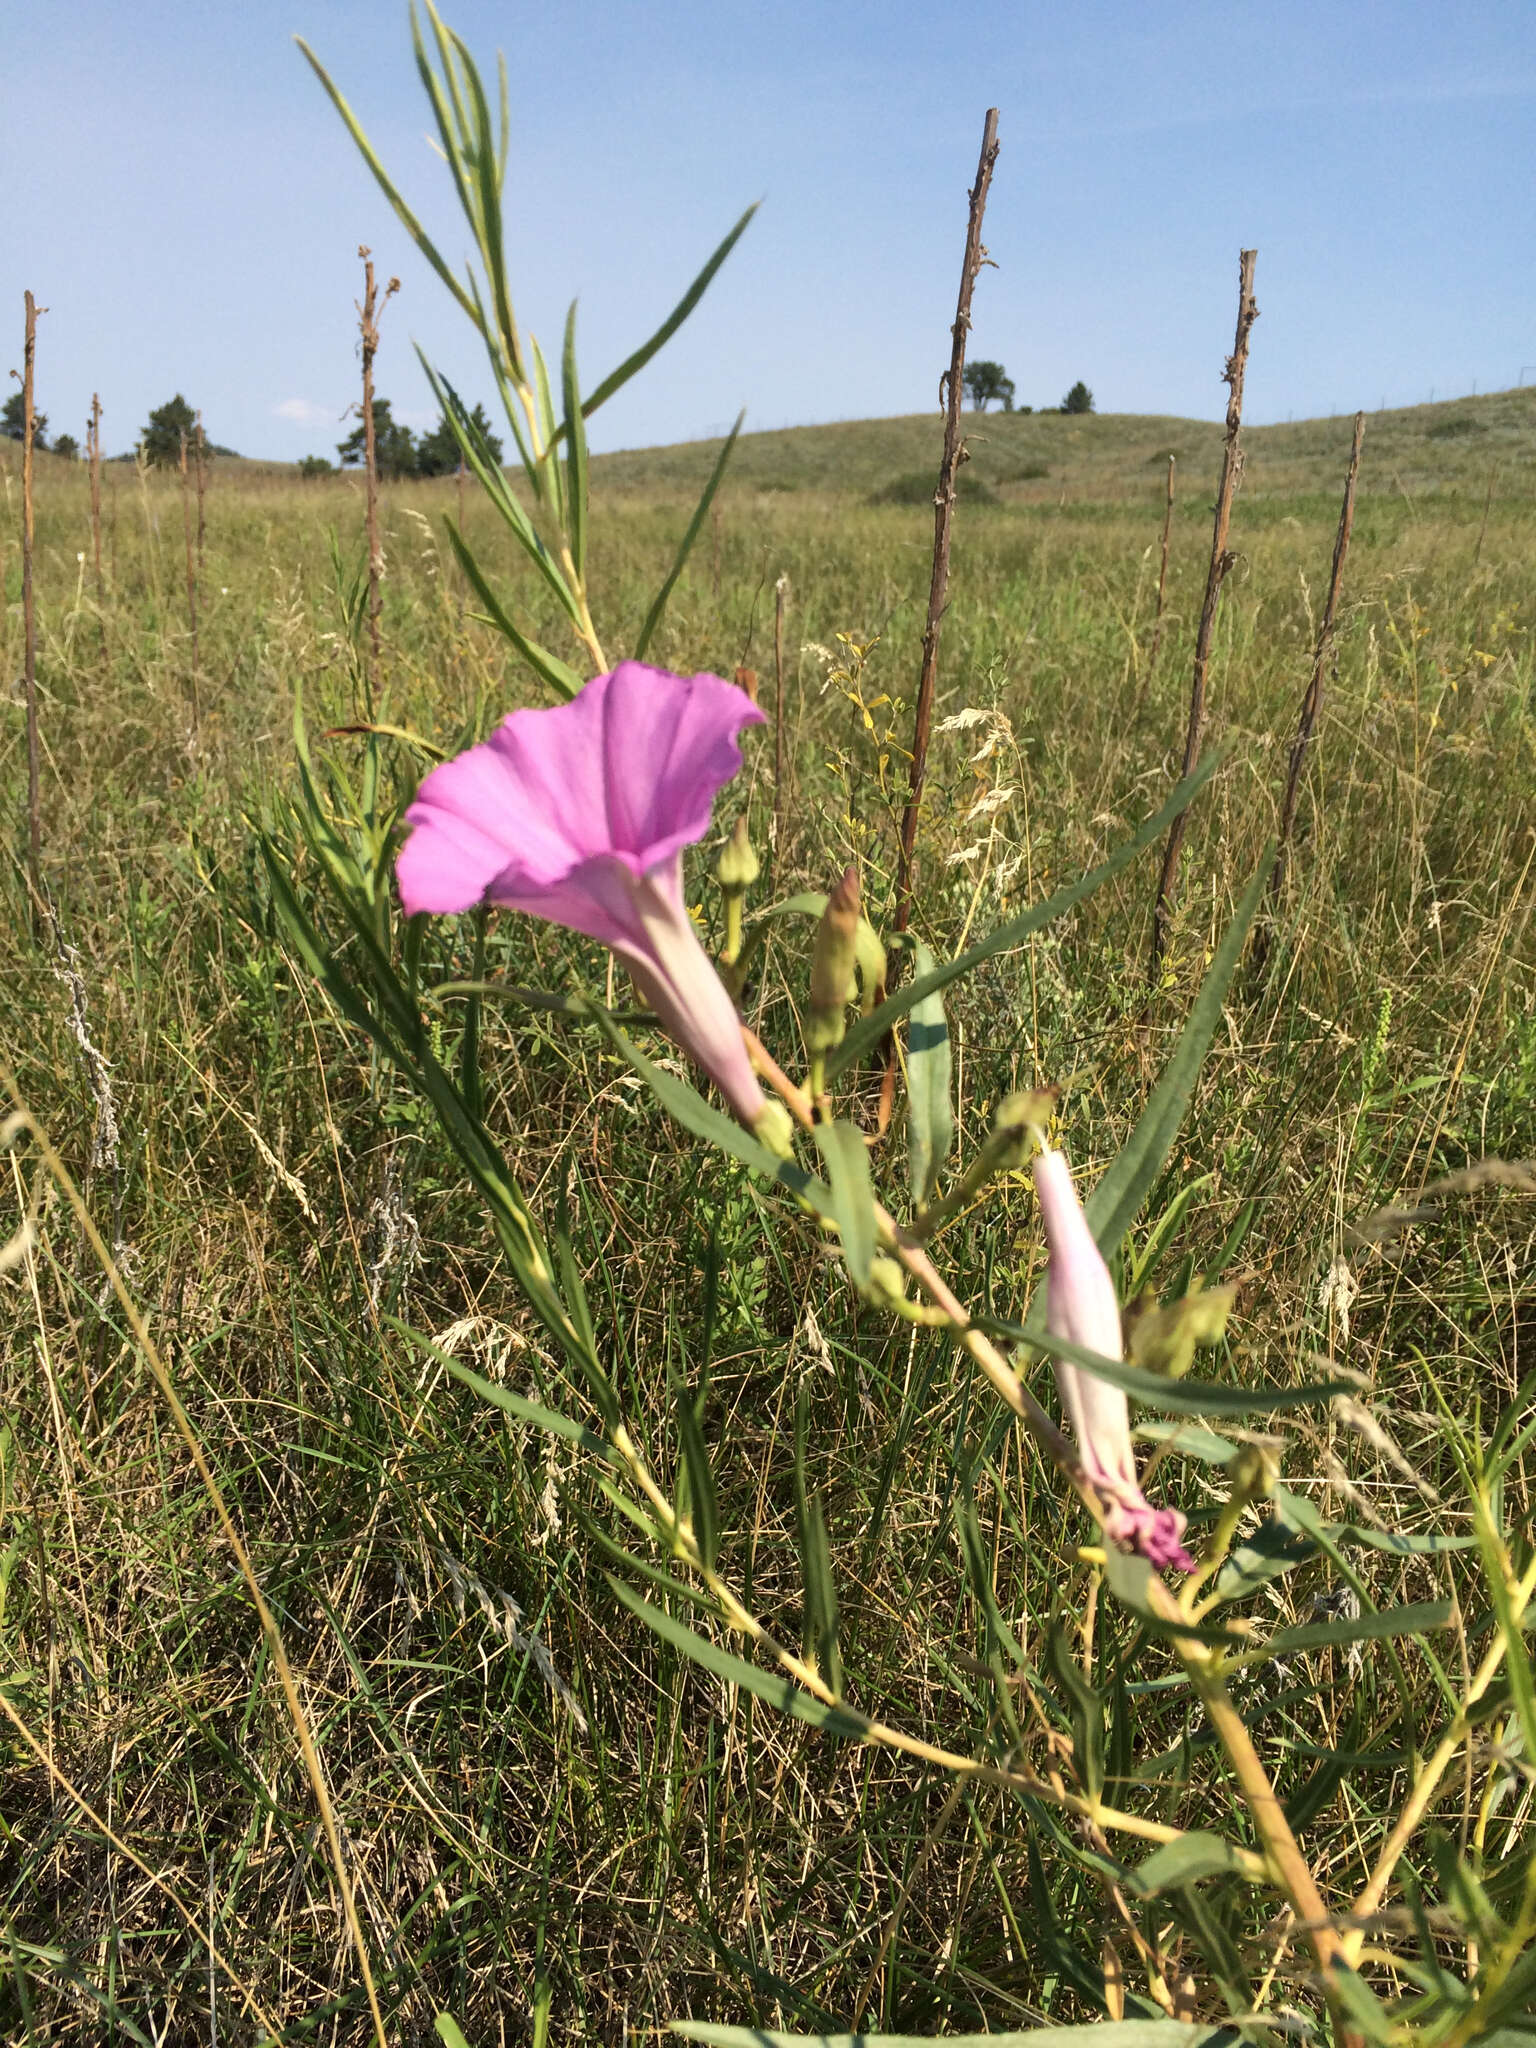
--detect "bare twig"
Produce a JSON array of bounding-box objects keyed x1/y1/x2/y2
[
  {"x1": 1145, "y1": 452, "x2": 1176, "y2": 684},
  {"x1": 1148, "y1": 250, "x2": 1259, "y2": 984},
  {"x1": 17, "y1": 291, "x2": 44, "y2": 925},
  {"x1": 894, "y1": 107, "x2": 1001, "y2": 934},
  {"x1": 357, "y1": 245, "x2": 400, "y2": 707},
  {"x1": 1254, "y1": 410, "x2": 1364, "y2": 966},
  {"x1": 773, "y1": 572, "x2": 789, "y2": 849},
  {"x1": 194, "y1": 409, "x2": 208, "y2": 572},
  {"x1": 179, "y1": 427, "x2": 200, "y2": 721},
  {"x1": 88, "y1": 391, "x2": 104, "y2": 599}
]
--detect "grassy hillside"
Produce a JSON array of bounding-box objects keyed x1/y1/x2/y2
[
  {"x1": 591, "y1": 384, "x2": 1536, "y2": 505},
  {"x1": 1, "y1": 390, "x2": 1533, "y2": 2042}
]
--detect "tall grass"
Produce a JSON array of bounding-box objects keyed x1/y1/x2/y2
[{"x1": 2, "y1": 420, "x2": 1533, "y2": 2040}]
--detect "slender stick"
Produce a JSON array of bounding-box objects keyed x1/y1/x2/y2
[
  {"x1": 1257, "y1": 411, "x2": 1364, "y2": 959},
  {"x1": 88, "y1": 392, "x2": 104, "y2": 599},
  {"x1": 356, "y1": 245, "x2": 399, "y2": 708},
  {"x1": 1146, "y1": 453, "x2": 1176, "y2": 682},
  {"x1": 18, "y1": 291, "x2": 43, "y2": 924},
  {"x1": 894, "y1": 107, "x2": 1000, "y2": 934},
  {"x1": 1148, "y1": 250, "x2": 1259, "y2": 984},
  {"x1": 179, "y1": 427, "x2": 200, "y2": 725},
  {"x1": 773, "y1": 572, "x2": 788, "y2": 850},
  {"x1": 194, "y1": 409, "x2": 207, "y2": 573}
]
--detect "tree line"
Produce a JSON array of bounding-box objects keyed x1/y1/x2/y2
[
  {"x1": 298, "y1": 398, "x2": 503, "y2": 480},
  {"x1": 962, "y1": 363, "x2": 1094, "y2": 415},
  {"x1": 1, "y1": 386, "x2": 500, "y2": 476}
]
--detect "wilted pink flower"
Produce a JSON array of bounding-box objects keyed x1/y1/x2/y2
[
  {"x1": 1033, "y1": 1146, "x2": 1193, "y2": 1571},
  {"x1": 397, "y1": 661, "x2": 768, "y2": 1127}
]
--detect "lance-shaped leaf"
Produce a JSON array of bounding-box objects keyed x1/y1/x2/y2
[
  {"x1": 827, "y1": 753, "x2": 1223, "y2": 1080},
  {"x1": 906, "y1": 938, "x2": 954, "y2": 1208},
  {"x1": 635, "y1": 412, "x2": 745, "y2": 660},
  {"x1": 607, "y1": 1576, "x2": 868, "y2": 1739},
  {"x1": 575, "y1": 204, "x2": 758, "y2": 424},
  {"x1": 813, "y1": 1119, "x2": 877, "y2": 1286}
]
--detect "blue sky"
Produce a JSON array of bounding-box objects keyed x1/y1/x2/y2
[{"x1": 5, "y1": 1, "x2": 1534, "y2": 460}]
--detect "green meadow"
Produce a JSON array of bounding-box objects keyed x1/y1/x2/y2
[{"x1": 2, "y1": 389, "x2": 1534, "y2": 2041}]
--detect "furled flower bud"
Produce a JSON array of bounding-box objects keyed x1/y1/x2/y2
[
  {"x1": 716, "y1": 815, "x2": 760, "y2": 893},
  {"x1": 807, "y1": 864, "x2": 860, "y2": 1057},
  {"x1": 1033, "y1": 1144, "x2": 1193, "y2": 1572}
]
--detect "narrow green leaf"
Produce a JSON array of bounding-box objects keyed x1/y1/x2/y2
[
  {"x1": 813, "y1": 1120, "x2": 877, "y2": 1286},
  {"x1": 979, "y1": 1315, "x2": 1354, "y2": 1417},
  {"x1": 1213, "y1": 1518, "x2": 1315, "y2": 1604},
  {"x1": 794, "y1": 1383, "x2": 842, "y2": 1694},
  {"x1": 672, "y1": 1368, "x2": 720, "y2": 1571},
  {"x1": 671, "y1": 2023, "x2": 1251, "y2": 2048},
  {"x1": 1045, "y1": 1624, "x2": 1105, "y2": 1802},
  {"x1": 1130, "y1": 1831, "x2": 1258, "y2": 1895},
  {"x1": 1471, "y1": 1488, "x2": 1536, "y2": 1764},
  {"x1": 442, "y1": 518, "x2": 585, "y2": 702},
  {"x1": 583, "y1": 1002, "x2": 832, "y2": 1218},
  {"x1": 386, "y1": 1329, "x2": 615, "y2": 1464},
  {"x1": 1271, "y1": 1484, "x2": 1477, "y2": 1556},
  {"x1": 1101, "y1": 1546, "x2": 1238, "y2": 1645},
  {"x1": 1261, "y1": 1599, "x2": 1453, "y2": 1656},
  {"x1": 434, "y1": 2016, "x2": 473, "y2": 2048},
  {"x1": 634, "y1": 412, "x2": 745, "y2": 660},
  {"x1": 560, "y1": 301, "x2": 590, "y2": 579},
  {"x1": 1085, "y1": 858, "x2": 1268, "y2": 1253},
  {"x1": 606, "y1": 1576, "x2": 868, "y2": 1739},
  {"x1": 906, "y1": 938, "x2": 954, "y2": 1208},
  {"x1": 296, "y1": 37, "x2": 483, "y2": 334},
  {"x1": 577, "y1": 205, "x2": 758, "y2": 422},
  {"x1": 827, "y1": 753, "x2": 1222, "y2": 1080}
]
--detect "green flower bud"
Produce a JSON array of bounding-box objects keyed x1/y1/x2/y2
[
  {"x1": 752, "y1": 1099, "x2": 796, "y2": 1160},
  {"x1": 717, "y1": 815, "x2": 760, "y2": 893},
  {"x1": 807, "y1": 864, "x2": 860, "y2": 1056},
  {"x1": 864, "y1": 1254, "x2": 908, "y2": 1308},
  {"x1": 1226, "y1": 1442, "x2": 1280, "y2": 1502}
]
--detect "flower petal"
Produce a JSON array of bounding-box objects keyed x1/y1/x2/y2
[{"x1": 396, "y1": 663, "x2": 763, "y2": 917}]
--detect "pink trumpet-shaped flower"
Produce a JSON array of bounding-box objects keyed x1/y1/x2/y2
[
  {"x1": 397, "y1": 661, "x2": 768, "y2": 1126},
  {"x1": 1032, "y1": 1146, "x2": 1193, "y2": 1571}
]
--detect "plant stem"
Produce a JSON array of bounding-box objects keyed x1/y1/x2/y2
[{"x1": 895, "y1": 107, "x2": 1000, "y2": 934}]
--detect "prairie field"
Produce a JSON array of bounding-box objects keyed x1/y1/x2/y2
[{"x1": 2, "y1": 392, "x2": 1535, "y2": 2043}]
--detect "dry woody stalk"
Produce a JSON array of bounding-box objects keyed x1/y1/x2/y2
[
  {"x1": 895, "y1": 106, "x2": 1001, "y2": 933},
  {"x1": 1254, "y1": 410, "x2": 1365, "y2": 966},
  {"x1": 1147, "y1": 452, "x2": 1176, "y2": 676},
  {"x1": 356, "y1": 245, "x2": 400, "y2": 703},
  {"x1": 1149, "y1": 249, "x2": 1259, "y2": 983},
  {"x1": 194, "y1": 409, "x2": 208, "y2": 571},
  {"x1": 17, "y1": 291, "x2": 44, "y2": 922},
  {"x1": 88, "y1": 391, "x2": 104, "y2": 598},
  {"x1": 179, "y1": 427, "x2": 201, "y2": 723}
]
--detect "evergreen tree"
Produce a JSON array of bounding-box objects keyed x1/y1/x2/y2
[
  {"x1": 337, "y1": 398, "x2": 417, "y2": 479},
  {"x1": 414, "y1": 402, "x2": 504, "y2": 477},
  {"x1": 1060, "y1": 381, "x2": 1095, "y2": 415},
  {"x1": 2, "y1": 390, "x2": 47, "y2": 445},
  {"x1": 52, "y1": 432, "x2": 80, "y2": 460},
  {"x1": 141, "y1": 394, "x2": 198, "y2": 466}
]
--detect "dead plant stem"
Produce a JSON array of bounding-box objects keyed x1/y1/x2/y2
[
  {"x1": 1149, "y1": 250, "x2": 1258, "y2": 984},
  {"x1": 895, "y1": 106, "x2": 1000, "y2": 933}
]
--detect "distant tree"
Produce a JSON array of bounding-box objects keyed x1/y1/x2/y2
[
  {"x1": 2, "y1": 390, "x2": 47, "y2": 445},
  {"x1": 298, "y1": 453, "x2": 336, "y2": 479},
  {"x1": 1060, "y1": 381, "x2": 1095, "y2": 416},
  {"x1": 141, "y1": 394, "x2": 198, "y2": 467},
  {"x1": 337, "y1": 398, "x2": 417, "y2": 480},
  {"x1": 52, "y1": 432, "x2": 80, "y2": 460},
  {"x1": 414, "y1": 402, "x2": 504, "y2": 477},
  {"x1": 963, "y1": 361, "x2": 1015, "y2": 413}
]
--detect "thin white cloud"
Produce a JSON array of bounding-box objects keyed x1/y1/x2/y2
[{"x1": 272, "y1": 397, "x2": 343, "y2": 428}]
